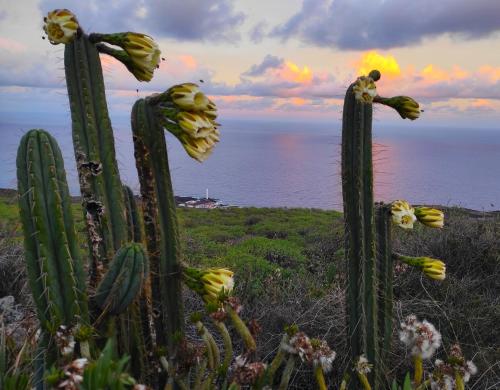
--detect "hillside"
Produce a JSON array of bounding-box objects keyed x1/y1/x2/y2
[{"x1": 0, "y1": 192, "x2": 499, "y2": 388}]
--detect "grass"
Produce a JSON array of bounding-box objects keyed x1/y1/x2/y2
[{"x1": 0, "y1": 192, "x2": 499, "y2": 388}]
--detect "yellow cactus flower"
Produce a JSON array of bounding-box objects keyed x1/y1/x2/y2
[
  {"x1": 374, "y1": 95, "x2": 421, "y2": 120},
  {"x1": 94, "y1": 32, "x2": 161, "y2": 81},
  {"x1": 414, "y1": 207, "x2": 444, "y2": 228},
  {"x1": 170, "y1": 83, "x2": 212, "y2": 112},
  {"x1": 122, "y1": 33, "x2": 161, "y2": 82},
  {"x1": 43, "y1": 9, "x2": 79, "y2": 45},
  {"x1": 175, "y1": 112, "x2": 219, "y2": 162},
  {"x1": 397, "y1": 255, "x2": 446, "y2": 281},
  {"x1": 353, "y1": 76, "x2": 377, "y2": 104},
  {"x1": 183, "y1": 266, "x2": 234, "y2": 304},
  {"x1": 153, "y1": 85, "x2": 220, "y2": 162},
  {"x1": 391, "y1": 200, "x2": 417, "y2": 229},
  {"x1": 201, "y1": 268, "x2": 234, "y2": 303}
]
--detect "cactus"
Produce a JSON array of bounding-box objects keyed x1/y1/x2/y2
[
  {"x1": 95, "y1": 243, "x2": 148, "y2": 316},
  {"x1": 341, "y1": 71, "x2": 380, "y2": 386},
  {"x1": 131, "y1": 98, "x2": 184, "y2": 362},
  {"x1": 342, "y1": 71, "x2": 424, "y2": 387},
  {"x1": 17, "y1": 129, "x2": 89, "y2": 333},
  {"x1": 64, "y1": 33, "x2": 128, "y2": 285},
  {"x1": 376, "y1": 203, "x2": 393, "y2": 368}
]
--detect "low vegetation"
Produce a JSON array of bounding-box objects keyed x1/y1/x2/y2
[{"x1": 1, "y1": 192, "x2": 498, "y2": 388}]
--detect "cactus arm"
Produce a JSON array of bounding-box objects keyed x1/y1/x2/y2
[
  {"x1": 95, "y1": 243, "x2": 147, "y2": 315},
  {"x1": 341, "y1": 83, "x2": 367, "y2": 360},
  {"x1": 17, "y1": 130, "x2": 87, "y2": 330},
  {"x1": 64, "y1": 34, "x2": 127, "y2": 283},
  {"x1": 376, "y1": 204, "x2": 393, "y2": 369},
  {"x1": 341, "y1": 74, "x2": 380, "y2": 387},
  {"x1": 361, "y1": 94, "x2": 379, "y2": 382},
  {"x1": 131, "y1": 98, "x2": 184, "y2": 358}
]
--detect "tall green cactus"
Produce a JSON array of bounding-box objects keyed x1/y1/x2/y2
[
  {"x1": 16, "y1": 129, "x2": 89, "y2": 342},
  {"x1": 342, "y1": 70, "x2": 423, "y2": 388},
  {"x1": 17, "y1": 129, "x2": 89, "y2": 332},
  {"x1": 376, "y1": 203, "x2": 393, "y2": 368},
  {"x1": 131, "y1": 98, "x2": 184, "y2": 361},
  {"x1": 64, "y1": 33, "x2": 128, "y2": 285},
  {"x1": 341, "y1": 70, "x2": 380, "y2": 387}
]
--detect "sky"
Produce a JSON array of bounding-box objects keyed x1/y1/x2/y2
[{"x1": 1, "y1": 0, "x2": 500, "y2": 127}]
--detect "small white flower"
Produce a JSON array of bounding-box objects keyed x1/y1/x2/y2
[
  {"x1": 399, "y1": 315, "x2": 441, "y2": 360},
  {"x1": 463, "y1": 360, "x2": 478, "y2": 382},
  {"x1": 355, "y1": 355, "x2": 372, "y2": 374}
]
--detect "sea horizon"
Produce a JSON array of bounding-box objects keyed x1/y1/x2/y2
[{"x1": 2, "y1": 118, "x2": 500, "y2": 211}]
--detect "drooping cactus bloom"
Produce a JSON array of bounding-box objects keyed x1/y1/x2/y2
[
  {"x1": 353, "y1": 76, "x2": 377, "y2": 103},
  {"x1": 391, "y1": 200, "x2": 417, "y2": 229},
  {"x1": 43, "y1": 9, "x2": 79, "y2": 45},
  {"x1": 92, "y1": 32, "x2": 161, "y2": 81},
  {"x1": 120, "y1": 33, "x2": 160, "y2": 81},
  {"x1": 151, "y1": 84, "x2": 220, "y2": 162},
  {"x1": 414, "y1": 207, "x2": 445, "y2": 228},
  {"x1": 375, "y1": 96, "x2": 421, "y2": 120},
  {"x1": 183, "y1": 267, "x2": 234, "y2": 304},
  {"x1": 397, "y1": 255, "x2": 446, "y2": 281}
]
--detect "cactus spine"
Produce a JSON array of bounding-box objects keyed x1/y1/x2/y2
[
  {"x1": 131, "y1": 98, "x2": 184, "y2": 359},
  {"x1": 64, "y1": 34, "x2": 128, "y2": 284},
  {"x1": 341, "y1": 72, "x2": 380, "y2": 386}
]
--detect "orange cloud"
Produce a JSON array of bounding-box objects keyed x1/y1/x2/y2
[
  {"x1": 0, "y1": 37, "x2": 26, "y2": 53},
  {"x1": 179, "y1": 55, "x2": 197, "y2": 69},
  {"x1": 471, "y1": 98, "x2": 495, "y2": 108},
  {"x1": 276, "y1": 61, "x2": 313, "y2": 84},
  {"x1": 421, "y1": 64, "x2": 468, "y2": 82},
  {"x1": 290, "y1": 97, "x2": 308, "y2": 106},
  {"x1": 478, "y1": 65, "x2": 500, "y2": 82},
  {"x1": 355, "y1": 51, "x2": 401, "y2": 78}
]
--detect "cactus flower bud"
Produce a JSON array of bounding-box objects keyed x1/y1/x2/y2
[
  {"x1": 391, "y1": 200, "x2": 417, "y2": 229},
  {"x1": 374, "y1": 96, "x2": 421, "y2": 120},
  {"x1": 353, "y1": 76, "x2": 377, "y2": 103},
  {"x1": 43, "y1": 9, "x2": 79, "y2": 45},
  {"x1": 183, "y1": 267, "x2": 234, "y2": 304},
  {"x1": 92, "y1": 32, "x2": 160, "y2": 82},
  {"x1": 396, "y1": 255, "x2": 446, "y2": 281},
  {"x1": 414, "y1": 207, "x2": 444, "y2": 228}
]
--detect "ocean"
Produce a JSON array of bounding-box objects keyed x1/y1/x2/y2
[{"x1": 1, "y1": 119, "x2": 500, "y2": 211}]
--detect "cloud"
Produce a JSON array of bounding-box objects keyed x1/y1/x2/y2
[
  {"x1": 39, "y1": 0, "x2": 246, "y2": 42},
  {"x1": 354, "y1": 51, "x2": 401, "y2": 78},
  {"x1": 242, "y1": 55, "x2": 284, "y2": 77},
  {"x1": 272, "y1": 0, "x2": 500, "y2": 50},
  {"x1": 249, "y1": 21, "x2": 268, "y2": 43}
]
